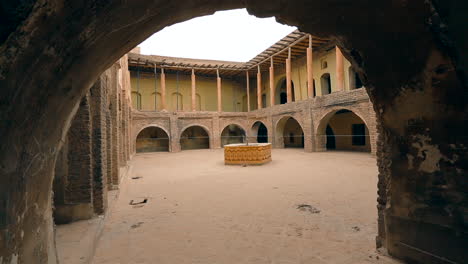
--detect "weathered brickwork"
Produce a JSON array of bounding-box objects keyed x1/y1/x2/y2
[
  {"x1": 131, "y1": 88, "x2": 377, "y2": 155},
  {"x1": 52, "y1": 60, "x2": 132, "y2": 223},
  {"x1": 90, "y1": 73, "x2": 109, "y2": 215},
  {"x1": 53, "y1": 94, "x2": 94, "y2": 223}
]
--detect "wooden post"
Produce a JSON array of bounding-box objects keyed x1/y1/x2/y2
[
  {"x1": 269, "y1": 57, "x2": 275, "y2": 107},
  {"x1": 286, "y1": 47, "x2": 292, "y2": 103},
  {"x1": 160, "y1": 68, "x2": 167, "y2": 110},
  {"x1": 336, "y1": 46, "x2": 345, "y2": 91},
  {"x1": 191, "y1": 68, "x2": 196, "y2": 111},
  {"x1": 246, "y1": 71, "x2": 250, "y2": 112},
  {"x1": 217, "y1": 69, "x2": 222, "y2": 112},
  {"x1": 307, "y1": 35, "x2": 314, "y2": 98},
  {"x1": 257, "y1": 65, "x2": 262, "y2": 109}
]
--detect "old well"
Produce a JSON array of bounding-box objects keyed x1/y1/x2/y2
[{"x1": 224, "y1": 143, "x2": 272, "y2": 165}]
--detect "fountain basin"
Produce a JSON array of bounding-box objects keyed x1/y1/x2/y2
[{"x1": 224, "y1": 143, "x2": 272, "y2": 165}]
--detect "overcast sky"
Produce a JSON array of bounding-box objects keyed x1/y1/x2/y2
[{"x1": 139, "y1": 9, "x2": 296, "y2": 62}]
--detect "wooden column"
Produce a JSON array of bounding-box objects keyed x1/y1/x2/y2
[
  {"x1": 217, "y1": 69, "x2": 222, "y2": 112},
  {"x1": 269, "y1": 57, "x2": 275, "y2": 107},
  {"x1": 246, "y1": 71, "x2": 250, "y2": 112},
  {"x1": 307, "y1": 35, "x2": 314, "y2": 98},
  {"x1": 336, "y1": 46, "x2": 345, "y2": 91},
  {"x1": 160, "y1": 68, "x2": 167, "y2": 110},
  {"x1": 257, "y1": 65, "x2": 262, "y2": 109},
  {"x1": 286, "y1": 47, "x2": 292, "y2": 103},
  {"x1": 191, "y1": 68, "x2": 196, "y2": 111}
]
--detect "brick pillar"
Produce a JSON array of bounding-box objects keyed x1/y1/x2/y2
[
  {"x1": 169, "y1": 115, "x2": 180, "y2": 152},
  {"x1": 106, "y1": 109, "x2": 113, "y2": 190},
  {"x1": 307, "y1": 35, "x2": 314, "y2": 98},
  {"x1": 246, "y1": 71, "x2": 250, "y2": 112},
  {"x1": 217, "y1": 69, "x2": 222, "y2": 112},
  {"x1": 336, "y1": 46, "x2": 345, "y2": 91},
  {"x1": 110, "y1": 87, "x2": 120, "y2": 186},
  {"x1": 212, "y1": 114, "x2": 221, "y2": 148},
  {"x1": 269, "y1": 57, "x2": 275, "y2": 107},
  {"x1": 303, "y1": 106, "x2": 314, "y2": 152},
  {"x1": 90, "y1": 76, "x2": 108, "y2": 215},
  {"x1": 191, "y1": 69, "x2": 196, "y2": 111},
  {"x1": 53, "y1": 94, "x2": 94, "y2": 224},
  {"x1": 257, "y1": 65, "x2": 262, "y2": 109},
  {"x1": 161, "y1": 68, "x2": 167, "y2": 110},
  {"x1": 286, "y1": 48, "x2": 292, "y2": 103}
]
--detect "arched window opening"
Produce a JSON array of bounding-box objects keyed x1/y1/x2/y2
[
  {"x1": 180, "y1": 126, "x2": 209, "y2": 150},
  {"x1": 136, "y1": 127, "x2": 169, "y2": 153},
  {"x1": 132, "y1": 91, "x2": 142, "y2": 110},
  {"x1": 196, "y1": 93, "x2": 202, "y2": 111},
  {"x1": 320, "y1": 73, "x2": 332, "y2": 95},
  {"x1": 221, "y1": 124, "x2": 246, "y2": 146},
  {"x1": 321, "y1": 60, "x2": 328, "y2": 69},
  {"x1": 349, "y1": 67, "x2": 363, "y2": 90},
  {"x1": 172, "y1": 92, "x2": 183, "y2": 111},
  {"x1": 276, "y1": 78, "x2": 295, "y2": 105},
  {"x1": 251, "y1": 121, "x2": 268, "y2": 143}
]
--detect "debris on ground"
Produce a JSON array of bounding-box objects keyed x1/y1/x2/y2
[
  {"x1": 296, "y1": 204, "x2": 320, "y2": 214},
  {"x1": 131, "y1": 176, "x2": 143, "y2": 180},
  {"x1": 130, "y1": 198, "x2": 148, "y2": 206},
  {"x1": 352, "y1": 226, "x2": 360, "y2": 231},
  {"x1": 131, "y1": 222, "x2": 144, "y2": 229}
]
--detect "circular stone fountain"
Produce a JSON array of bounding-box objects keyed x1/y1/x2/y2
[{"x1": 224, "y1": 143, "x2": 272, "y2": 165}]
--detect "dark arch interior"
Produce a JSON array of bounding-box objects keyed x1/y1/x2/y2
[
  {"x1": 276, "y1": 78, "x2": 295, "y2": 104},
  {"x1": 323, "y1": 110, "x2": 370, "y2": 152},
  {"x1": 180, "y1": 126, "x2": 209, "y2": 150},
  {"x1": 252, "y1": 121, "x2": 268, "y2": 143},
  {"x1": 321, "y1": 73, "x2": 331, "y2": 95},
  {"x1": 282, "y1": 117, "x2": 304, "y2": 148},
  {"x1": 326, "y1": 125, "x2": 336, "y2": 150},
  {"x1": 136, "y1": 127, "x2": 169, "y2": 153},
  {"x1": 221, "y1": 124, "x2": 246, "y2": 146}
]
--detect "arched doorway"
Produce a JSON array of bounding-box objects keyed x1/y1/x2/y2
[
  {"x1": 251, "y1": 121, "x2": 268, "y2": 143},
  {"x1": 317, "y1": 109, "x2": 370, "y2": 152},
  {"x1": 276, "y1": 116, "x2": 304, "y2": 148},
  {"x1": 180, "y1": 125, "x2": 210, "y2": 150},
  {"x1": 136, "y1": 126, "x2": 170, "y2": 152},
  {"x1": 275, "y1": 78, "x2": 295, "y2": 104},
  {"x1": 221, "y1": 124, "x2": 246, "y2": 146},
  {"x1": 320, "y1": 73, "x2": 332, "y2": 95}
]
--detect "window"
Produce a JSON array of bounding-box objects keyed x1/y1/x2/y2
[
  {"x1": 321, "y1": 60, "x2": 328, "y2": 69},
  {"x1": 131, "y1": 92, "x2": 141, "y2": 110},
  {"x1": 352, "y1": 124, "x2": 366, "y2": 146},
  {"x1": 320, "y1": 73, "x2": 332, "y2": 95}
]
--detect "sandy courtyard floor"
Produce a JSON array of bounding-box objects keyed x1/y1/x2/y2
[{"x1": 91, "y1": 149, "x2": 399, "y2": 264}]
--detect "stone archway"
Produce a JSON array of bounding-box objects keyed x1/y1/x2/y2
[
  {"x1": 221, "y1": 124, "x2": 246, "y2": 146},
  {"x1": 180, "y1": 125, "x2": 210, "y2": 150},
  {"x1": 1, "y1": 2, "x2": 466, "y2": 263},
  {"x1": 251, "y1": 121, "x2": 269, "y2": 143},
  {"x1": 315, "y1": 108, "x2": 373, "y2": 153},
  {"x1": 275, "y1": 116, "x2": 304, "y2": 148},
  {"x1": 135, "y1": 126, "x2": 170, "y2": 152}
]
